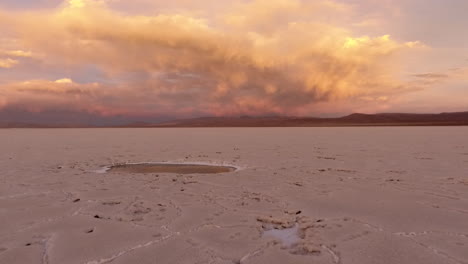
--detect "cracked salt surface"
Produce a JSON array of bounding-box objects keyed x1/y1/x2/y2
[{"x1": 263, "y1": 224, "x2": 300, "y2": 247}]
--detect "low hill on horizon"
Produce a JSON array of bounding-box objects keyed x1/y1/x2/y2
[
  {"x1": 2, "y1": 111, "x2": 468, "y2": 128},
  {"x1": 142, "y1": 111, "x2": 468, "y2": 127}
]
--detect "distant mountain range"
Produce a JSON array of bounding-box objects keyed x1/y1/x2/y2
[
  {"x1": 128, "y1": 111, "x2": 468, "y2": 127},
  {"x1": 2, "y1": 111, "x2": 468, "y2": 128}
]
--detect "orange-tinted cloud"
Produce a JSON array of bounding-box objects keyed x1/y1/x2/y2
[
  {"x1": 0, "y1": 0, "x2": 425, "y2": 118},
  {"x1": 0, "y1": 49, "x2": 34, "y2": 68},
  {"x1": 0, "y1": 58, "x2": 18, "y2": 68}
]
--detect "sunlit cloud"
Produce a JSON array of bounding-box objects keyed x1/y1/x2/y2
[
  {"x1": 0, "y1": 0, "x2": 439, "y2": 121},
  {"x1": 0, "y1": 49, "x2": 33, "y2": 58},
  {"x1": 0, "y1": 58, "x2": 18, "y2": 68},
  {"x1": 68, "y1": 0, "x2": 86, "y2": 8},
  {"x1": 54, "y1": 78, "x2": 74, "y2": 84}
]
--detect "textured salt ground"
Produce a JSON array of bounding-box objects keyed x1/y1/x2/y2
[{"x1": 1, "y1": 127, "x2": 468, "y2": 264}]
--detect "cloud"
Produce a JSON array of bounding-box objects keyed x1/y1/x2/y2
[
  {"x1": 0, "y1": 77, "x2": 209, "y2": 118},
  {"x1": 0, "y1": 58, "x2": 19, "y2": 68},
  {"x1": 410, "y1": 67, "x2": 468, "y2": 87},
  {"x1": 412, "y1": 73, "x2": 450, "y2": 79},
  {"x1": 54, "y1": 78, "x2": 74, "y2": 84},
  {"x1": 0, "y1": 49, "x2": 33, "y2": 57},
  {"x1": 0, "y1": 0, "x2": 425, "y2": 119},
  {"x1": 0, "y1": 79, "x2": 102, "y2": 113},
  {"x1": 0, "y1": 49, "x2": 35, "y2": 68},
  {"x1": 223, "y1": 0, "x2": 350, "y2": 34},
  {"x1": 68, "y1": 0, "x2": 86, "y2": 8}
]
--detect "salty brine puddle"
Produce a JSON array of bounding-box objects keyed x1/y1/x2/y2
[
  {"x1": 263, "y1": 224, "x2": 300, "y2": 247},
  {"x1": 100, "y1": 162, "x2": 238, "y2": 174}
]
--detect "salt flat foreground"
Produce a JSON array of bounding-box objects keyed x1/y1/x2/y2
[{"x1": 1, "y1": 127, "x2": 467, "y2": 264}]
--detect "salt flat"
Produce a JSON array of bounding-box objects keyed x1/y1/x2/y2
[{"x1": 0, "y1": 127, "x2": 467, "y2": 264}]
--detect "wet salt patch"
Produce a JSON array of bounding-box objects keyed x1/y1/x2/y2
[
  {"x1": 95, "y1": 162, "x2": 240, "y2": 174},
  {"x1": 263, "y1": 224, "x2": 300, "y2": 247},
  {"x1": 123, "y1": 161, "x2": 243, "y2": 170},
  {"x1": 93, "y1": 161, "x2": 242, "y2": 174},
  {"x1": 93, "y1": 167, "x2": 111, "y2": 174}
]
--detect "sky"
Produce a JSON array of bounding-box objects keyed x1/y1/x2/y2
[{"x1": 0, "y1": 0, "x2": 467, "y2": 124}]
